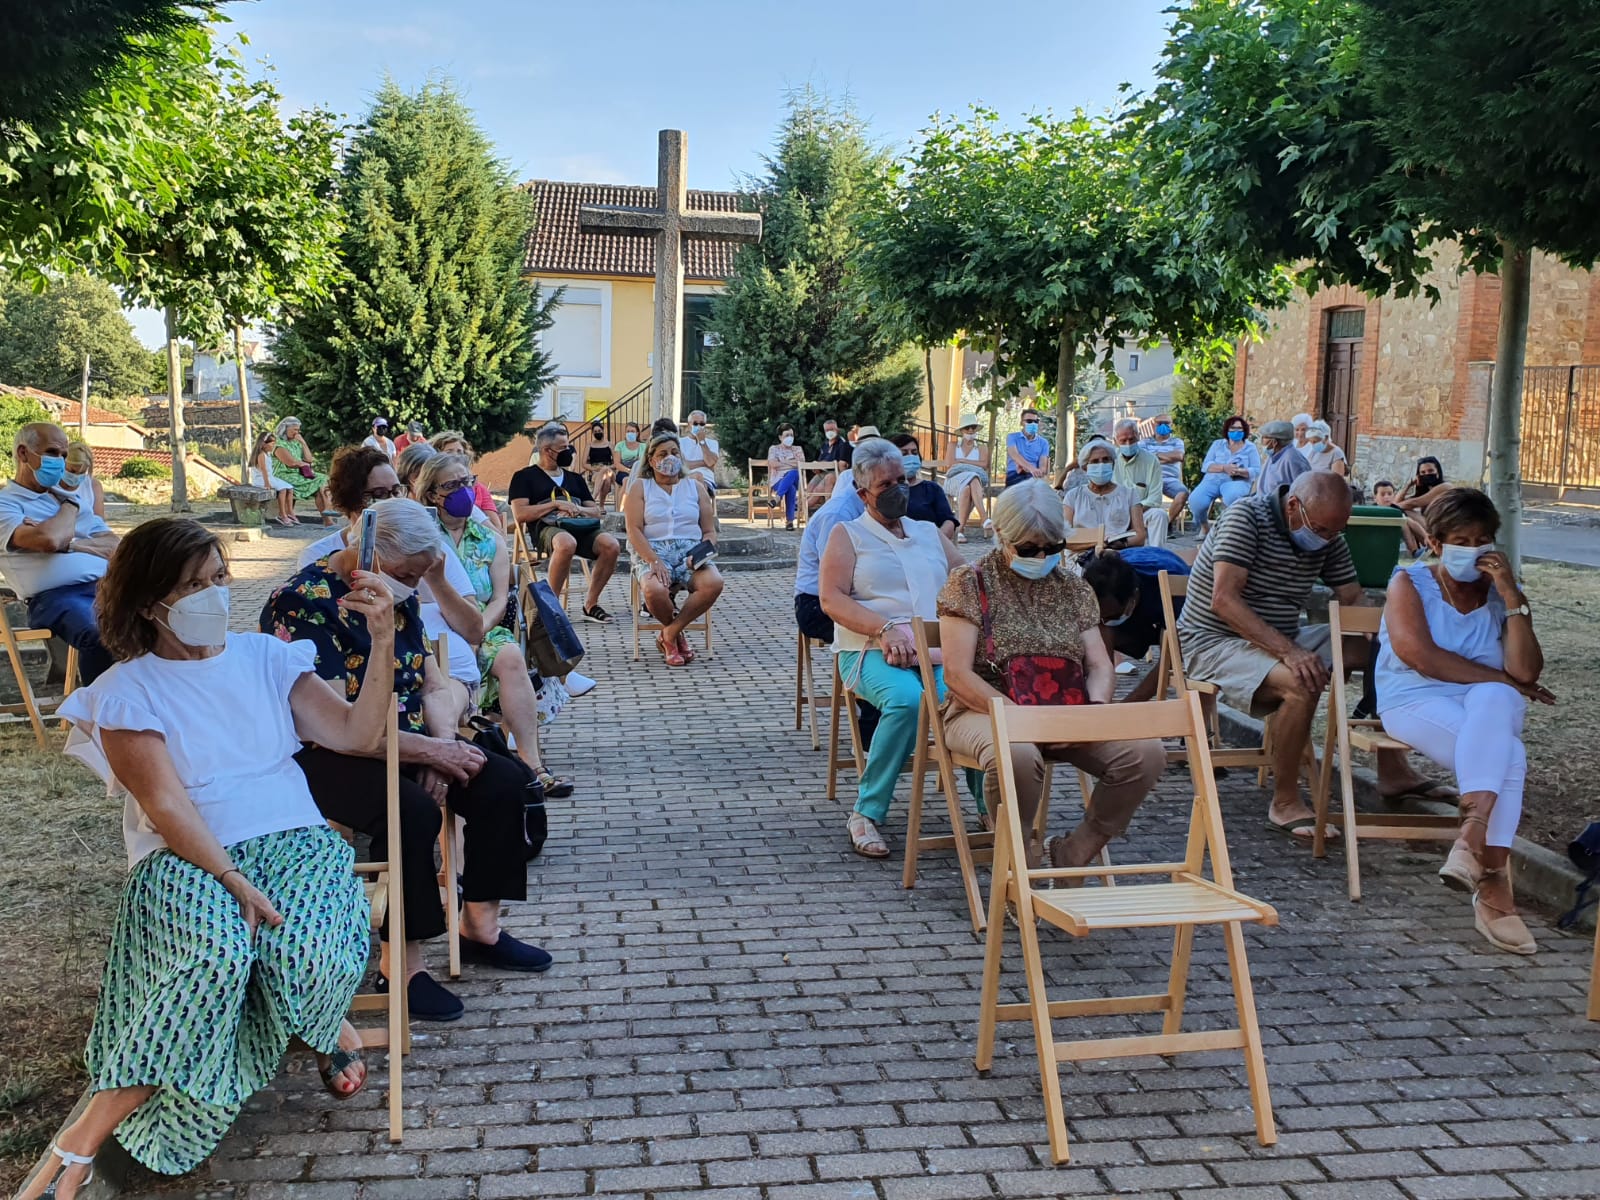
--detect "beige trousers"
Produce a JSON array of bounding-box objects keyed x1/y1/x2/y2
[{"x1": 940, "y1": 704, "x2": 1166, "y2": 839}]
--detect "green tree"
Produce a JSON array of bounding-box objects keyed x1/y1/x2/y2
[
  {"x1": 861, "y1": 107, "x2": 1276, "y2": 462},
  {"x1": 265, "y1": 81, "x2": 557, "y2": 455},
  {"x1": 1143, "y1": 0, "x2": 1600, "y2": 565},
  {"x1": 0, "y1": 392, "x2": 50, "y2": 474},
  {"x1": 0, "y1": 273, "x2": 153, "y2": 398},
  {"x1": 0, "y1": 0, "x2": 217, "y2": 129},
  {"x1": 699, "y1": 90, "x2": 921, "y2": 469}
]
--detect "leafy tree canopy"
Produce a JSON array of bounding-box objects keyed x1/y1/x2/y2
[
  {"x1": 699, "y1": 89, "x2": 922, "y2": 469},
  {"x1": 0, "y1": 272, "x2": 154, "y2": 399},
  {"x1": 263, "y1": 81, "x2": 557, "y2": 453}
]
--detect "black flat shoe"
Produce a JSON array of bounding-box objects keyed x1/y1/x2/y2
[
  {"x1": 461, "y1": 930, "x2": 553, "y2": 973},
  {"x1": 376, "y1": 970, "x2": 465, "y2": 1021}
]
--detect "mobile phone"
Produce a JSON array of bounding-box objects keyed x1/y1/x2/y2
[
  {"x1": 425, "y1": 505, "x2": 439, "y2": 524},
  {"x1": 356, "y1": 508, "x2": 378, "y2": 573}
]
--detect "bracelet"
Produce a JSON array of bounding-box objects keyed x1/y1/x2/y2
[{"x1": 217, "y1": 868, "x2": 242, "y2": 886}]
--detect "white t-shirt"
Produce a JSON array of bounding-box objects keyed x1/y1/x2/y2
[
  {"x1": 680, "y1": 435, "x2": 719, "y2": 484},
  {"x1": 298, "y1": 528, "x2": 481, "y2": 686},
  {"x1": 1062, "y1": 482, "x2": 1141, "y2": 543},
  {"x1": 0, "y1": 481, "x2": 113, "y2": 599},
  {"x1": 361, "y1": 434, "x2": 396, "y2": 460},
  {"x1": 60, "y1": 633, "x2": 327, "y2": 866}
]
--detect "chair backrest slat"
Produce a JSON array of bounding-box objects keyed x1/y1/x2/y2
[{"x1": 989, "y1": 695, "x2": 1197, "y2": 745}]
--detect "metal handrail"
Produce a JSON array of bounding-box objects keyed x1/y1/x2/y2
[{"x1": 554, "y1": 376, "x2": 654, "y2": 466}]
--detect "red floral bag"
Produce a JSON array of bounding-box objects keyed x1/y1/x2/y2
[{"x1": 977, "y1": 571, "x2": 1089, "y2": 706}]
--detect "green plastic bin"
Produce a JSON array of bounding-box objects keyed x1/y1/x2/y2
[{"x1": 1343, "y1": 504, "x2": 1405, "y2": 587}]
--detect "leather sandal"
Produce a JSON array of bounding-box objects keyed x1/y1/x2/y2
[
  {"x1": 318, "y1": 1047, "x2": 367, "y2": 1099},
  {"x1": 848, "y1": 813, "x2": 890, "y2": 859},
  {"x1": 19, "y1": 1143, "x2": 94, "y2": 1200},
  {"x1": 676, "y1": 632, "x2": 696, "y2": 662},
  {"x1": 657, "y1": 632, "x2": 687, "y2": 667}
]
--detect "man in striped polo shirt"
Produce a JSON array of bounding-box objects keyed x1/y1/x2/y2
[{"x1": 1177, "y1": 471, "x2": 1427, "y2": 843}]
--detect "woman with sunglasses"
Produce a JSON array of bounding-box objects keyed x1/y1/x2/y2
[
  {"x1": 1187, "y1": 414, "x2": 1261, "y2": 538},
  {"x1": 937, "y1": 479, "x2": 1165, "y2": 864}
]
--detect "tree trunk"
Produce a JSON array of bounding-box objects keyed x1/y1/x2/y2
[
  {"x1": 985, "y1": 328, "x2": 1000, "y2": 459},
  {"x1": 924, "y1": 344, "x2": 936, "y2": 439},
  {"x1": 1055, "y1": 330, "x2": 1077, "y2": 470},
  {"x1": 1487, "y1": 241, "x2": 1530, "y2": 571},
  {"x1": 165, "y1": 306, "x2": 189, "y2": 512},
  {"x1": 234, "y1": 324, "x2": 253, "y2": 486},
  {"x1": 78, "y1": 353, "x2": 91, "y2": 440}
]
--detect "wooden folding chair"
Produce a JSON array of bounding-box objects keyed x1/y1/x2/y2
[
  {"x1": 747, "y1": 459, "x2": 780, "y2": 527},
  {"x1": 903, "y1": 618, "x2": 1090, "y2": 933},
  {"x1": 428, "y1": 634, "x2": 472, "y2": 977},
  {"x1": 630, "y1": 574, "x2": 713, "y2": 661},
  {"x1": 1065, "y1": 525, "x2": 1104, "y2": 555},
  {"x1": 0, "y1": 587, "x2": 79, "y2": 748},
  {"x1": 1311, "y1": 603, "x2": 1458, "y2": 901},
  {"x1": 1590, "y1": 922, "x2": 1600, "y2": 1022},
  {"x1": 794, "y1": 630, "x2": 830, "y2": 751},
  {"x1": 799, "y1": 460, "x2": 841, "y2": 518},
  {"x1": 824, "y1": 654, "x2": 866, "y2": 801},
  {"x1": 345, "y1": 698, "x2": 410, "y2": 1143},
  {"x1": 975, "y1": 691, "x2": 1278, "y2": 1164},
  {"x1": 512, "y1": 518, "x2": 589, "y2": 612}
]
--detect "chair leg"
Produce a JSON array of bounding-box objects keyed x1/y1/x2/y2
[
  {"x1": 1017, "y1": 888, "x2": 1072, "y2": 1164},
  {"x1": 1257, "y1": 717, "x2": 1274, "y2": 790},
  {"x1": 1338, "y1": 733, "x2": 1365, "y2": 903},
  {"x1": 1222, "y1": 921, "x2": 1277, "y2": 1148},
  {"x1": 630, "y1": 577, "x2": 642, "y2": 662},
  {"x1": 794, "y1": 632, "x2": 806, "y2": 733},
  {"x1": 804, "y1": 641, "x2": 820, "y2": 752},
  {"x1": 440, "y1": 808, "x2": 462, "y2": 980},
  {"x1": 973, "y1": 821, "x2": 1013, "y2": 1072},
  {"x1": 903, "y1": 712, "x2": 930, "y2": 892},
  {"x1": 1162, "y1": 925, "x2": 1195, "y2": 1035},
  {"x1": 0, "y1": 621, "x2": 47, "y2": 749},
  {"x1": 826, "y1": 660, "x2": 845, "y2": 802},
  {"x1": 1589, "y1": 918, "x2": 1600, "y2": 1022},
  {"x1": 943, "y1": 756, "x2": 988, "y2": 935}
]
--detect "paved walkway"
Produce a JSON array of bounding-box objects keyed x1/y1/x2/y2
[{"x1": 125, "y1": 522, "x2": 1600, "y2": 1200}]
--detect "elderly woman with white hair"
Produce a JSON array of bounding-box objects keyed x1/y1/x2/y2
[
  {"x1": 1062, "y1": 438, "x2": 1146, "y2": 549},
  {"x1": 820, "y1": 438, "x2": 966, "y2": 857},
  {"x1": 1303, "y1": 420, "x2": 1349, "y2": 476},
  {"x1": 262, "y1": 499, "x2": 551, "y2": 1025},
  {"x1": 938, "y1": 480, "x2": 1166, "y2": 871},
  {"x1": 267, "y1": 416, "x2": 333, "y2": 522}
]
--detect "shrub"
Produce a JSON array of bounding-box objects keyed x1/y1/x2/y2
[
  {"x1": 116, "y1": 457, "x2": 171, "y2": 480},
  {"x1": 1170, "y1": 348, "x2": 1238, "y2": 487}
]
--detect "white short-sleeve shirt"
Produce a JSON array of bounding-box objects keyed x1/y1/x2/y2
[
  {"x1": 0, "y1": 481, "x2": 112, "y2": 599},
  {"x1": 59, "y1": 633, "x2": 327, "y2": 866}
]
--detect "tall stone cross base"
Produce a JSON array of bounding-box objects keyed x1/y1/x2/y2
[{"x1": 580, "y1": 129, "x2": 762, "y2": 424}]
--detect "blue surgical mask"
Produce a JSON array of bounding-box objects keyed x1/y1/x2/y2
[
  {"x1": 1024, "y1": 421, "x2": 1040, "y2": 436},
  {"x1": 1117, "y1": 444, "x2": 1139, "y2": 459},
  {"x1": 1440, "y1": 542, "x2": 1492, "y2": 582},
  {"x1": 32, "y1": 453, "x2": 65, "y2": 488},
  {"x1": 1086, "y1": 463, "x2": 1115, "y2": 485},
  {"x1": 61, "y1": 471, "x2": 84, "y2": 490},
  {"x1": 1105, "y1": 613, "x2": 1131, "y2": 627},
  {"x1": 1291, "y1": 524, "x2": 1330, "y2": 553},
  {"x1": 1227, "y1": 429, "x2": 1245, "y2": 443},
  {"x1": 1155, "y1": 424, "x2": 1172, "y2": 437},
  {"x1": 902, "y1": 456, "x2": 923, "y2": 477},
  {"x1": 1009, "y1": 552, "x2": 1060, "y2": 580}
]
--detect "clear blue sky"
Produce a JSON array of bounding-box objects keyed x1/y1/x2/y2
[{"x1": 127, "y1": 0, "x2": 1175, "y2": 347}]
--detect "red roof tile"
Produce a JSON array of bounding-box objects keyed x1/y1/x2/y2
[
  {"x1": 92, "y1": 446, "x2": 233, "y2": 483},
  {"x1": 0, "y1": 384, "x2": 133, "y2": 429},
  {"x1": 522, "y1": 180, "x2": 750, "y2": 281}
]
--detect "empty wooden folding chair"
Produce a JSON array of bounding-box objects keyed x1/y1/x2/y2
[
  {"x1": 630, "y1": 574, "x2": 713, "y2": 661},
  {"x1": 747, "y1": 459, "x2": 780, "y2": 527},
  {"x1": 794, "y1": 631, "x2": 831, "y2": 751},
  {"x1": 975, "y1": 691, "x2": 1278, "y2": 1164},
  {"x1": 0, "y1": 585, "x2": 79, "y2": 748},
  {"x1": 1311, "y1": 602, "x2": 1458, "y2": 901},
  {"x1": 902, "y1": 617, "x2": 1074, "y2": 933},
  {"x1": 345, "y1": 698, "x2": 410, "y2": 1143},
  {"x1": 798, "y1": 460, "x2": 841, "y2": 519}
]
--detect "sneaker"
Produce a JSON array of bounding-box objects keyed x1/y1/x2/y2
[
  {"x1": 565, "y1": 670, "x2": 598, "y2": 697},
  {"x1": 376, "y1": 970, "x2": 464, "y2": 1022},
  {"x1": 583, "y1": 604, "x2": 612, "y2": 624},
  {"x1": 1114, "y1": 660, "x2": 1137, "y2": 675},
  {"x1": 956, "y1": 531, "x2": 968, "y2": 544},
  {"x1": 460, "y1": 930, "x2": 554, "y2": 973}
]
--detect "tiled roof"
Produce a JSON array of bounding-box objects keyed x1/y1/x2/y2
[
  {"x1": 522, "y1": 180, "x2": 750, "y2": 281},
  {"x1": 0, "y1": 384, "x2": 133, "y2": 429},
  {"x1": 92, "y1": 446, "x2": 233, "y2": 484}
]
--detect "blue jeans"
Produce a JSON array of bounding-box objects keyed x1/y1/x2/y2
[
  {"x1": 771, "y1": 469, "x2": 800, "y2": 521},
  {"x1": 1188, "y1": 475, "x2": 1252, "y2": 525},
  {"x1": 26, "y1": 578, "x2": 113, "y2": 684},
  {"x1": 839, "y1": 649, "x2": 945, "y2": 824}
]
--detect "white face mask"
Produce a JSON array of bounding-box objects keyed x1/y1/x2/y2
[
  {"x1": 824, "y1": 429, "x2": 838, "y2": 441},
  {"x1": 780, "y1": 435, "x2": 795, "y2": 447},
  {"x1": 159, "y1": 585, "x2": 230, "y2": 648},
  {"x1": 1439, "y1": 542, "x2": 1493, "y2": 582},
  {"x1": 379, "y1": 573, "x2": 416, "y2": 604},
  {"x1": 655, "y1": 455, "x2": 682, "y2": 477}
]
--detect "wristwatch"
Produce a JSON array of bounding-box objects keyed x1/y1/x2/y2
[{"x1": 1507, "y1": 602, "x2": 1531, "y2": 619}]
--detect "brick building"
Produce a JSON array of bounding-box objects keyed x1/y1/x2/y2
[{"x1": 1233, "y1": 246, "x2": 1600, "y2": 489}]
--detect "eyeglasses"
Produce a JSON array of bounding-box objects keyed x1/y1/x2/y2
[
  {"x1": 433, "y1": 476, "x2": 475, "y2": 495},
  {"x1": 1291, "y1": 500, "x2": 1342, "y2": 540},
  {"x1": 1012, "y1": 541, "x2": 1066, "y2": 558},
  {"x1": 362, "y1": 485, "x2": 406, "y2": 503}
]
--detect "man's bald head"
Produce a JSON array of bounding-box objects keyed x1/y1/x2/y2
[
  {"x1": 16, "y1": 422, "x2": 66, "y2": 455},
  {"x1": 1289, "y1": 469, "x2": 1354, "y2": 532}
]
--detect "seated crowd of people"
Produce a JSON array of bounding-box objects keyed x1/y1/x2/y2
[{"x1": 7, "y1": 405, "x2": 1551, "y2": 1197}]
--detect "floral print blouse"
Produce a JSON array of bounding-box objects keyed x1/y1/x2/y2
[{"x1": 260, "y1": 557, "x2": 428, "y2": 734}]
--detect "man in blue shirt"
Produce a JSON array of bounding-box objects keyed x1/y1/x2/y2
[
  {"x1": 1256, "y1": 419, "x2": 1311, "y2": 496},
  {"x1": 1003, "y1": 406, "x2": 1052, "y2": 487}
]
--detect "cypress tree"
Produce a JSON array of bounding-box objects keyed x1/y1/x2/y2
[
  {"x1": 265, "y1": 81, "x2": 556, "y2": 452},
  {"x1": 700, "y1": 90, "x2": 920, "y2": 469}
]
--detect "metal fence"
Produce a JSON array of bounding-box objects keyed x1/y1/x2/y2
[{"x1": 1522, "y1": 365, "x2": 1600, "y2": 493}]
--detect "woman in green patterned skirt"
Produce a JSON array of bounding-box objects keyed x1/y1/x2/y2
[
  {"x1": 21, "y1": 518, "x2": 397, "y2": 1199},
  {"x1": 269, "y1": 416, "x2": 334, "y2": 523}
]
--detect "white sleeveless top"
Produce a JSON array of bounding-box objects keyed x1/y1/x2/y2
[
  {"x1": 641, "y1": 477, "x2": 702, "y2": 541},
  {"x1": 833, "y1": 514, "x2": 950, "y2": 655},
  {"x1": 953, "y1": 441, "x2": 982, "y2": 463},
  {"x1": 1376, "y1": 561, "x2": 1506, "y2": 714}
]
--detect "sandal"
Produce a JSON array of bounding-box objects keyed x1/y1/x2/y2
[
  {"x1": 1265, "y1": 815, "x2": 1340, "y2": 845},
  {"x1": 848, "y1": 814, "x2": 890, "y2": 859},
  {"x1": 20, "y1": 1143, "x2": 94, "y2": 1200},
  {"x1": 676, "y1": 632, "x2": 696, "y2": 662},
  {"x1": 534, "y1": 770, "x2": 574, "y2": 799},
  {"x1": 318, "y1": 1047, "x2": 367, "y2": 1099},
  {"x1": 657, "y1": 632, "x2": 687, "y2": 667},
  {"x1": 1472, "y1": 889, "x2": 1537, "y2": 955}
]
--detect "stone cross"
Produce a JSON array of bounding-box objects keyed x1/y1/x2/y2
[{"x1": 580, "y1": 129, "x2": 762, "y2": 422}]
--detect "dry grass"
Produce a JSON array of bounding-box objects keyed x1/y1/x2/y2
[{"x1": 0, "y1": 725, "x2": 124, "y2": 1193}]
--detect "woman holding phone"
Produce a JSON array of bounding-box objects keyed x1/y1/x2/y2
[{"x1": 623, "y1": 433, "x2": 723, "y2": 667}]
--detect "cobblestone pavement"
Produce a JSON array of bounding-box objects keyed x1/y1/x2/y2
[{"x1": 124, "y1": 519, "x2": 1600, "y2": 1200}]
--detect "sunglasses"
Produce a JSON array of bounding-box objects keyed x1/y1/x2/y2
[
  {"x1": 1013, "y1": 541, "x2": 1066, "y2": 558},
  {"x1": 433, "y1": 476, "x2": 476, "y2": 494}
]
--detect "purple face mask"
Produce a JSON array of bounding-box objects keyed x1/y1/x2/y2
[{"x1": 440, "y1": 484, "x2": 477, "y2": 519}]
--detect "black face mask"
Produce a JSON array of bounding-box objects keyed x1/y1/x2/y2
[
  {"x1": 874, "y1": 483, "x2": 911, "y2": 521},
  {"x1": 555, "y1": 447, "x2": 575, "y2": 468}
]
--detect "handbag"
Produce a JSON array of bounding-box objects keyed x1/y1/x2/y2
[
  {"x1": 524, "y1": 579, "x2": 585, "y2": 678},
  {"x1": 977, "y1": 571, "x2": 1089, "y2": 706},
  {"x1": 548, "y1": 481, "x2": 600, "y2": 536},
  {"x1": 297, "y1": 463, "x2": 316, "y2": 479},
  {"x1": 466, "y1": 718, "x2": 549, "y2": 861}
]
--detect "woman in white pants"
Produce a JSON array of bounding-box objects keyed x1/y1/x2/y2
[{"x1": 1377, "y1": 487, "x2": 1554, "y2": 955}]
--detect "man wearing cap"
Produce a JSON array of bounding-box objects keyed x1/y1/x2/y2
[
  {"x1": 362, "y1": 417, "x2": 396, "y2": 461},
  {"x1": 1257, "y1": 419, "x2": 1311, "y2": 496},
  {"x1": 1111, "y1": 417, "x2": 1170, "y2": 546},
  {"x1": 394, "y1": 420, "x2": 427, "y2": 454}
]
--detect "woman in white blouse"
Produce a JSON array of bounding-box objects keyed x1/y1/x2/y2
[
  {"x1": 624, "y1": 432, "x2": 724, "y2": 667},
  {"x1": 26, "y1": 518, "x2": 397, "y2": 1200},
  {"x1": 1061, "y1": 438, "x2": 1146, "y2": 549}
]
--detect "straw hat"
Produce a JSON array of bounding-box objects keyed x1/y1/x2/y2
[
  {"x1": 957, "y1": 412, "x2": 981, "y2": 430},
  {"x1": 857, "y1": 425, "x2": 882, "y2": 438}
]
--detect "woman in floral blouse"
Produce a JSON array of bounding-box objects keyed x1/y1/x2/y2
[{"x1": 260, "y1": 498, "x2": 552, "y2": 1024}]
